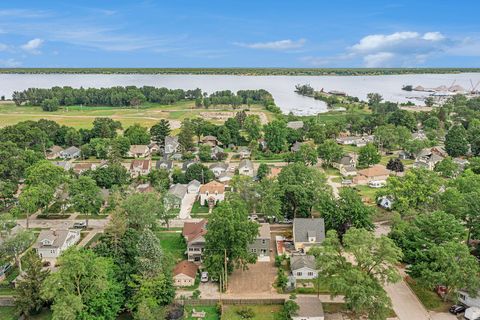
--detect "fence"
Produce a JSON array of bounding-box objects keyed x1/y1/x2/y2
[{"x1": 175, "y1": 298, "x2": 285, "y2": 306}]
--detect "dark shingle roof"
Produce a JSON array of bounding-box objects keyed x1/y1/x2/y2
[{"x1": 293, "y1": 218, "x2": 325, "y2": 244}]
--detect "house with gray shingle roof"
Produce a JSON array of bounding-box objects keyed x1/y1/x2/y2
[
  {"x1": 293, "y1": 218, "x2": 325, "y2": 253},
  {"x1": 238, "y1": 159, "x2": 254, "y2": 177},
  {"x1": 290, "y1": 254, "x2": 318, "y2": 280},
  {"x1": 287, "y1": 121, "x2": 304, "y2": 130},
  {"x1": 34, "y1": 229, "x2": 80, "y2": 259},
  {"x1": 165, "y1": 183, "x2": 187, "y2": 209},
  {"x1": 60, "y1": 146, "x2": 81, "y2": 159},
  {"x1": 292, "y1": 296, "x2": 324, "y2": 320}
]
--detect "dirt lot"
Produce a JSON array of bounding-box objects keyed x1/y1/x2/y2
[{"x1": 226, "y1": 235, "x2": 277, "y2": 295}]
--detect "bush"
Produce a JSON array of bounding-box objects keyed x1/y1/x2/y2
[{"x1": 236, "y1": 307, "x2": 255, "y2": 319}]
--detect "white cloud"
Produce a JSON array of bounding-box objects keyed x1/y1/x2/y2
[
  {"x1": 363, "y1": 52, "x2": 395, "y2": 67},
  {"x1": 0, "y1": 58, "x2": 21, "y2": 67},
  {"x1": 235, "y1": 39, "x2": 306, "y2": 50},
  {"x1": 21, "y1": 38, "x2": 44, "y2": 54}
]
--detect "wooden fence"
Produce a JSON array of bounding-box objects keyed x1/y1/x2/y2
[{"x1": 175, "y1": 298, "x2": 285, "y2": 306}]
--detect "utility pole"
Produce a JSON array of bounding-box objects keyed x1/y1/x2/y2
[{"x1": 224, "y1": 249, "x2": 228, "y2": 292}]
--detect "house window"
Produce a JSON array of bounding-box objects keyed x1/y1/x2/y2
[
  {"x1": 251, "y1": 248, "x2": 257, "y2": 253},
  {"x1": 308, "y1": 272, "x2": 314, "y2": 276},
  {"x1": 261, "y1": 239, "x2": 267, "y2": 245},
  {"x1": 459, "y1": 293, "x2": 466, "y2": 300},
  {"x1": 296, "y1": 272, "x2": 302, "y2": 276}
]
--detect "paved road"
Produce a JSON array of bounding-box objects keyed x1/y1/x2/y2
[{"x1": 17, "y1": 217, "x2": 109, "y2": 230}]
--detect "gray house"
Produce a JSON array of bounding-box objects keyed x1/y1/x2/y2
[
  {"x1": 293, "y1": 218, "x2": 325, "y2": 253},
  {"x1": 165, "y1": 183, "x2": 187, "y2": 209},
  {"x1": 156, "y1": 159, "x2": 173, "y2": 171},
  {"x1": 60, "y1": 146, "x2": 81, "y2": 159},
  {"x1": 248, "y1": 223, "x2": 271, "y2": 259},
  {"x1": 238, "y1": 159, "x2": 254, "y2": 177},
  {"x1": 164, "y1": 136, "x2": 180, "y2": 155}
]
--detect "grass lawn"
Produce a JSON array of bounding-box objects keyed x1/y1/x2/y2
[
  {"x1": 184, "y1": 306, "x2": 219, "y2": 320},
  {"x1": 0, "y1": 287, "x2": 15, "y2": 296},
  {"x1": 341, "y1": 145, "x2": 362, "y2": 154},
  {"x1": 406, "y1": 277, "x2": 451, "y2": 312},
  {"x1": 85, "y1": 232, "x2": 103, "y2": 248},
  {"x1": 322, "y1": 166, "x2": 340, "y2": 177},
  {"x1": 155, "y1": 231, "x2": 186, "y2": 263},
  {"x1": 0, "y1": 307, "x2": 17, "y2": 320},
  {"x1": 351, "y1": 185, "x2": 379, "y2": 203},
  {"x1": 323, "y1": 303, "x2": 348, "y2": 313},
  {"x1": 191, "y1": 201, "x2": 209, "y2": 215},
  {"x1": 222, "y1": 305, "x2": 282, "y2": 320},
  {"x1": 295, "y1": 279, "x2": 331, "y2": 294},
  {"x1": 75, "y1": 214, "x2": 109, "y2": 220}
]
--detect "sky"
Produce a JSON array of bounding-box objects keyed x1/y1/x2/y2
[{"x1": 0, "y1": 0, "x2": 479, "y2": 68}]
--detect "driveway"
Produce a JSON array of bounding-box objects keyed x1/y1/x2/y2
[
  {"x1": 326, "y1": 175, "x2": 341, "y2": 199},
  {"x1": 178, "y1": 193, "x2": 197, "y2": 219}
]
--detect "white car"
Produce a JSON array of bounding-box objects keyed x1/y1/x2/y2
[
  {"x1": 201, "y1": 272, "x2": 209, "y2": 283},
  {"x1": 465, "y1": 307, "x2": 480, "y2": 320}
]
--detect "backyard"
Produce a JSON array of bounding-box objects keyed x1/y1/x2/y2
[
  {"x1": 222, "y1": 304, "x2": 282, "y2": 320},
  {"x1": 184, "y1": 305, "x2": 220, "y2": 320},
  {"x1": 156, "y1": 231, "x2": 186, "y2": 263}
]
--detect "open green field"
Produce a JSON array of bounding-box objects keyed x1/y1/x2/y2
[
  {"x1": 222, "y1": 305, "x2": 282, "y2": 320},
  {"x1": 0, "y1": 102, "x2": 274, "y2": 129}
]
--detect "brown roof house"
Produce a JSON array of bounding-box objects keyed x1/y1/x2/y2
[
  {"x1": 129, "y1": 159, "x2": 151, "y2": 178},
  {"x1": 35, "y1": 229, "x2": 80, "y2": 259},
  {"x1": 182, "y1": 220, "x2": 208, "y2": 263},
  {"x1": 202, "y1": 135, "x2": 221, "y2": 147},
  {"x1": 353, "y1": 164, "x2": 390, "y2": 187},
  {"x1": 46, "y1": 145, "x2": 64, "y2": 160},
  {"x1": 199, "y1": 181, "x2": 225, "y2": 207},
  {"x1": 128, "y1": 145, "x2": 150, "y2": 158},
  {"x1": 173, "y1": 260, "x2": 198, "y2": 287},
  {"x1": 73, "y1": 163, "x2": 97, "y2": 175}
]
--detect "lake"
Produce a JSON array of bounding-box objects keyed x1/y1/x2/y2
[{"x1": 1, "y1": 73, "x2": 479, "y2": 115}]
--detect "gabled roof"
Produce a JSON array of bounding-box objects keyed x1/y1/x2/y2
[
  {"x1": 296, "y1": 297, "x2": 324, "y2": 318},
  {"x1": 188, "y1": 179, "x2": 201, "y2": 188},
  {"x1": 130, "y1": 159, "x2": 151, "y2": 170},
  {"x1": 357, "y1": 164, "x2": 390, "y2": 177},
  {"x1": 173, "y1": 260, "x2": 198, "y2": 279},
  {"x1": 287, "y1": 121, "x2": 304, "y2": 130},
  {"x1": 48, "y1": 145, "x2": 64, "y2": 154},
  {"x1": 129, "y1": 145, "x2": 149, "y2": 154},
  {"x1": 156, "y1": 159, "x2": 173, "y2": 170},
  {"x1": 336, "y1": 155, "x2": 354, "y2": 165},
  {"x1": 34, "y1": 229, "x2": 78, "y2": 249},
  {"x1": 165, "y1": 136, "x2": 179, "y2": 145},
  {"x1": 257, "y1": 223, "x2": 270, "y2": 239},
  {"x1": 168, "y1": 183, "x2": 187, "y2": 199},
  {"x1": 182, "y1": 220, "x2": 207, "y2": 243},
  {"x1": 199, "y1": 181, "x2": 225, "y2": 194},
  {"x1": 62, "y1": 146, "x2": 80, "y2": 155},
  {"x1": 293, "y1": 218, "x2": 325, "y2": 244},
  {"x1": 239, "y1": 159, "x2": 254, "y2": 170},
  {"x1": 209, "y1": 162, "x2": 228, "y2": 170},
  {"x1": 290, "y1": 254, "x2": 316, "y2": 271}
]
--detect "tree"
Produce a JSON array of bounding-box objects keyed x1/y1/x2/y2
[
  {"x1": 386, "y1": 158, "x2": 404, "y2": 173},
  {"x1": 317, "y1": 139, "x2": 343, "y2": 167},
  {"x1": 243, "y1": 115, "x2": 262, "y2": 142},
  {"x1": 387, "y1": 109, "x2": 417, "y2": 131},
  {"x1": 378, "y1": 168, "x2": 441, "y2": 214},
  {"x1": 41, "y1": 98, "x2": 59, "y2": 112},
  {"x1": 445, "y1": 124, "x2": 468, "y2": 157},
  {"x1": 198, "y1": 144, "x2": 212, "y2": 162},
  {"x1": 367, "y1": 93, "x2": 383, "y2": 106},
  {"x1": 178, "y1": 119, "x2": 195, "y2": 151},
  {"x1": 287, "y1": 144, "x2": 318, "y2": 166},
  {"x1": 277, "y1": 163, "x2": 327, "y2": 218},
  {"x1": 0, "y1": 231, "x2": 34, "y2": 273},
  {"x1": 135, "y1": 229, "x2": 164, "y2": 277},
  {"x1": 150, "y1": 120, "x2": 171, "y2": 145},
  {"x1": 110, "y1": 136, "x2": 131, "y2": 161},
  {"x1": 15, "y1": 250, "x2": 49, "y2": 317},
  {"x1": 264, "y1": 120, "x2": 288, "y2": 153},
  {"x1": 124, "y1": 123, "x2": 150, "y2": 145},
  {"x1": 434, "y1": 157, "x2": 459, "y2": 178},
  {"x1": 185, "y1": 163, "x2": 214, "y2": 184},
  {"x1": 204, "y1": 199, "x2": 259, "y2": 290},
  {"x1": 69, "y1": 176, "x2": 102, "y2": 228},
  {"x1": 121, "y1": 193, "x2": 164, "y2": 230},
  {"x1": 147, "y1": 169, "x2": 170, "y2": 191},
  {"x1": 424, "y1": 96, "x2": 435, "y2": 108},
  {"x1": 91, "y1": 117, "x2": 122, "y2": 139},
  {"x1": 358, "y1": 143, "x2": 381, "y2": 168},
  {"x1": 256, "y1": 163, "x2": 270, "y2": 180},
  {"x1": 374, "y1": 124, "x2": 410, "y2": 151},
  {"x1": 41, "y1": 249, "x2": 123, "y2": 320},
  {"x1": 25, "y1": 160, "x2": 65, "y2": 188},
  {"x1": 310, "y1": 229, "x2": 401, "y2": 320},
  {"x1": 319, "y1": 188, "x2": 374, "y2": 237},
  {"x1": 19, "y1": 184, "x2": 54, "y2": 227},
  {"x1": 257, "y1": 179, "x2": 282, "y2": 221},
  {"x1": 87, "y1": 163, "x2": 129, "y2": 189},
  {"x1": 416, "y1": 241, "x2": 480, "y2": 301},
  {"x1": 64, "y1": 128, "x2": 82, "y2": 146}
]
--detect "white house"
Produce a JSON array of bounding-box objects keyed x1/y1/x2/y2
[
  {"x1": 238, "y1": 159, "x2": 254, "y2": 177},
  {"x1": 34, "y1": 229, "x2": 80, "y2": 259},
  {"x1": 60, "y1": 146, "x2": 81, "y2": 159},
  {"x1": 164, "y1": 136, "x2": 180, "y2": 155},
  {"x1": 199, "y1": 181, "x2": 225, "y2": 206},
  {"x1": 290, "y1": 254, "x2": 318, "y2": 280},
  {"x1": 459, "y1": 290, "x2": 480, "y2": 308},
  {"x1": 173, "y1": 260, "x2": 198, "y2": 287},
  {"x1": 128, "y1": 145, "x2": 150, "y2": 158},
  {"x1": 292, "y1": 297, "x2": 324, "y2": 320},
  {"x1": 209, "y1": 163, "x2": 229, "y2": 178}
]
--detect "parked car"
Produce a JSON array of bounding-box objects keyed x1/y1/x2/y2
[
  {"x1": 449, "y1": 304, "x2": 466, "y2": 315},
  {"x1": 201, "y1": 272, "x2": 209, "y2": 283},
  {"x1": 465, "y1": 307, "x2": 480, "y2": 320},
  {"x1": 73, "y1": 221, "x2": 87, "y2": 229}
]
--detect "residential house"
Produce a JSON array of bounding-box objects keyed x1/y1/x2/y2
[
  {"x1": 353, "y1": 165, "x2": 390, "y2": 186},
  {"x1": 413, "y1": 148, "x2": 445, "y2": 170},
  {"x1": 188, "y1": 180, "x2": 201, "y2": 194},
  {"x1": 173, "y1": 260, "x2": 198, "y2": 287},
  {"x1": 412, "y1": 130, "x2": 428, "y2": 141},
  {"x1": 238, "y1": 146, "x2": 251, "y2": 159},
  {"x1": 171, "y1": 153, "x2": 182, "y2": 161},
  {"x1": 60, "y1": 146, "x2": 81, "y2": 159},
  {"x1": 182, "y1": 220, "x2": 207, "y2": 263},
  {"x1": 202, "y1": 135, "x2": 221, "y2": 147},
  {"x1": 182, "y1": 159, "x2": 197, "y2": 172},
  {"x1": 459, "y1": 290, "x2": 480, "y2": 308},
  {"x1": 332, "y1": 154, "x2": 357, "y2": 176},
  {"x1": 211, "y1": 145, "x2": 224, "y2": 159},
  {"x1": 156, "y1": 159, "x2": 173, "y2": 171},
  {"x1": 287, "y1": 121, "x2": 304, "y2": 130},
  {"x1": 199, "y1": 181, "x2": 225, "y2": 206},
  {"x1": 164, "y1": 136, "x2": 180, "y2": 155},
  {"x1": 248, "y1": 223, "x2": 270, "y2": 258},
  {"x1": 238, "y1": 159, "x2": 254, "y2": 177},
  {"x1": 290, "y1": 254, "x2": 318, "y2": 280},
  {"x1": 291, "y1": 141, "x2": 303, "y2": 152},
  {"x1": 35, "y1": 229, "x2": 80, "y2": 259},
  {"x1": 268, "y1": 167, "x2": 283, "y2": 179},
  {"x1": 73, "y1": 163, "x2": 97, "y2": 175},
  {"x1": 129, "y1": 159, "x2": 151, "y2": 178},
  {"x1": 148, "y1": 142, "x2": 160, "y2": 154},
  {"x1": 166, "y1": 183, "x2": 188, "y2": 209},
  {"x1": 46, "y1": 145, "x2": 64, "y2": 159},
  {"x1": 128, "y1": 145, "x2": 150, "y2": 158},
  {"x1": 136, "y1": 183, "x2": 155, "y2": 193},
  {"x1": 336, "y1": 135, "x2": 374, "y2": 147},
  {"x1": 293, "y1": 218, "x2": 325, "y2": 253},
  {"x1": 218, "y1": 171, "x2": 234, "y2": 185},
  {"x1": 292, "y1": 297, "x2": 324, "y2": 320},
  {"x1": 209, "y1": 162, "x2": 228, "y2": 178},
  {"x1": 53, "y1": 161, "x2": 72, "y2": 171}
]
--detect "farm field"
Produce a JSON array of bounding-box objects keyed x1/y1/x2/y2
[{"x1": 0, "y1": 102, "x2": 273, "y2": 129}]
